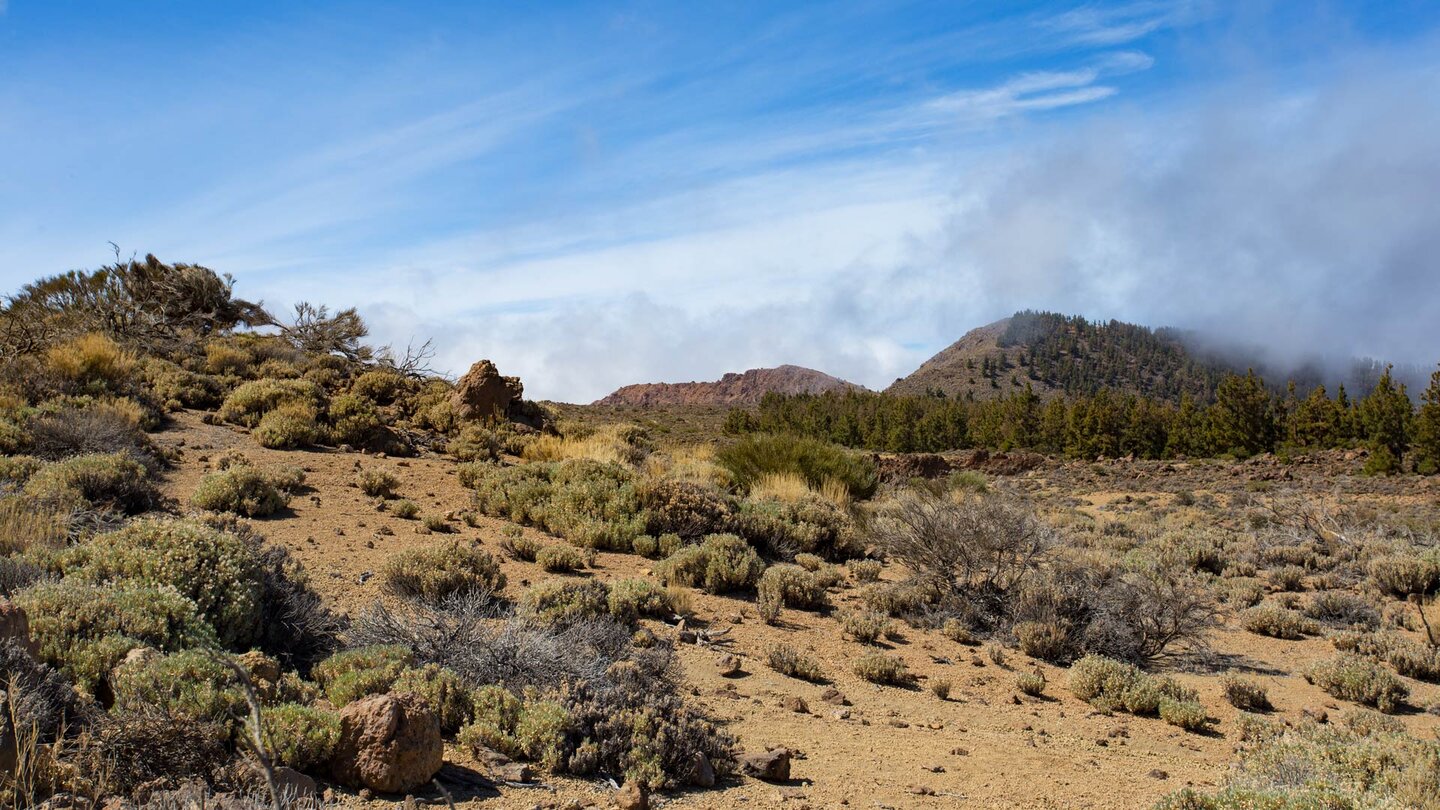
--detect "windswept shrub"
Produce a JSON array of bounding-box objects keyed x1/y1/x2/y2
[
  {"x1": 217, "y1": 378, "x2": 324, "y2": 428},
  {"x1": 261, "y1": 703, "x2": 341, "y2": 772},
  {"x1": 716, "y1": 433, "x2": 877, "y2": 500},
  {"x1": 312, "y1": 645, "x2": 415, "y2": 707},
  {"x1": 382, "y1": 542, "x2": 506, "y2": 603},
  {"x1": 22, "y1": 452, "x2": 157, "y2": 513},
  {"x1": 192, "y1": 466, "x2": 290, "y2": 516},
  {"x1": 655, "y1": 533, "x2": 765, "y2": 594},
  {"x1": 63, "y1": 517, "x2": 267, "y2": 649},
  {"x1": 854, "y1": 652, "x2": 912, "y2": 685},
  {"x1": 1305, "y1": 653, "x2": 1408, "y2": 713},
  {"x1": 14, "y1": 580, "x2": 216, "y2": 691},
  {"x1": 767, "y1": 646, "x2": 826, "y2": 682}
]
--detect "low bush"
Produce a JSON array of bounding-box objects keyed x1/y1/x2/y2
[
  {"x1": 26, "y1": 403, "x2": 157, "y2": 462},
  {"x1": 520, "y1": 579, "x2": 611, "y2": 627},
  {"x1": 420, "y1": 513, "x2": 450, "y2": 533},
  {"x1": 110, "y1": 649, "x2": 246, "y2": 721},
  {"x1": 22, "y1": 452, "x2": 158, "y2": 513},
  {"x1": 757, "y1": 564, "x2": 829, "y2": 623},
  {"x1": 393, "y1": 663, "x2": 474, "y2": 733},
  {"x1": 1219, "y1": 673, "x2": 1272, "y2": 712},
  {"x1": 1159, "y1": 697, "x2": 1212, "y2": 731},
  {"x1": 733, "y1": 494, "x2": 858, "y2": 559},
  {"x1": 459, "y1": 688, "x2": 572, "y2": 772},
  {"x1": 1305, "y1": 653, "x2": 1408, "y2": 713},
  {"x1": 841, "y1": 610, "x2": 891, "y2": 644},
  {"x1": 536, "y1": 543, "x2": 589, "y2": 573},
  {"x1": 253, "y1": 402, "x2": 319, "y2": 449},
  {"x1": 930, "y1": 678, "x2": 952, "y2": 699},
  {"x1": 848, "y1": 559, "x2": 882, "y2": 582},
  {"x1": 655, "y1": 533, "x2": 765, "y2": 594},
  {"x1": 192, "y1": 467, "x2": 290, "y2": 516},
  {"x1": 1304, "y1": 590, "x2": 1380, "y2": 629},
  {"x1": 716, "y1": 433, "x2": 878, "y2": 500},
  {"x1": 1067, "y1": 655, "x2": 1198, "y2": 717},
  {"x1": 63, "y1": 517, "x2": 268, "y2": 649},
  {"x1": 1368, "y1": 552, "x2": 1440, "y2": 596},
  {"x1": 607, "y1": 578, "x2": 674, "y2": 624},
  {"x1": 261, "y1": 703, "x2": 341, "y2": 773},
  {"x1": 500, "y1": 529, "x2": 543, "y2": 561},
  {"x1": 1016, "y1": 671, "x2": 1047, "y2": 696},
  {"x1": 1333, "y1": 631, "x2": 1440, "y2": 682},
  {"x1": 392, "y1": 499, "x2": 420, "y2": 519},
  {"x1": 1240, "y1": 604, "x2": 1319, "y2": 639},
  {"x1": 767, "y1": 646, "x2": 826, "y2": 682},
  {"x1": 217, "y1": 378, "x2": 324, "y2": 428},
  {"x1": 350, "y1": 369, "x2": 406, "y2": 405},
  {"x1": 854, "y1": 652, "x2": 912, "y2": 685},
  {"x1": 382, "y1": 542, "x2": 506, "y2": 603},
  {"x1": 45, "y1": 333, "x2": 136, "y2": 391},
  {"x1": 312, "y1": 645, "x2": 415, "y2": 706},
  {"x1": 356, "y1": 468, "x2": 399, "y2": 498},
  {"x1": 1015, "y1": 620, "x2": 1074, "y2": 663},
  {"x1": 640, "y1": 479, "x2": 734, "y2": 540},
  {"x1": 326, "y1": 392, "x2": 382, "y2": 447},
  {"x1": 14, "y1": 580, "x2": 216, "y2": 691}
]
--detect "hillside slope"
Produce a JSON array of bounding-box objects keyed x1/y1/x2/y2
[
  {"x1": 887, "y1": 311, "x2": 1230, "y2": 402},
  {"x1": 594, "y1": 364, "x2": 864, "y2": 407}
]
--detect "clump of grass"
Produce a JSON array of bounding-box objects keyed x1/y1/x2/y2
[
  {"x1": 420, "y1": 514, "x2": 450, "y2": 533},
  {"x1": 930, "y1": 678, "x2": 952, "y2": 700},
  {"x1": 854, "y1": 652, "x2": 912, "y2": 686},
  {"x1": 767, "y1": 646, "x2": 826, "y2": 682}
]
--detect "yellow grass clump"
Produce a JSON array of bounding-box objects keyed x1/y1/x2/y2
[
  {"x1": 45, "y1": 333, "x2": 136, "y2": 386},
  {"x1": 749, "y1": 471, "x2": 851, "y2": 509},
  {"x1": 522, "y1": 424, "x2": 644, "y2": 466},
  {"x1": 644, "y1": 443, "x2": 732, "y2": 488}
]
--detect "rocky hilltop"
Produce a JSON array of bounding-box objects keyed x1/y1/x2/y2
[{"x1": 594, "y1": 364, "x2": 863, "y2": 407}]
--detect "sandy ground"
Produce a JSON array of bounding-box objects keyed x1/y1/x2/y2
[{"x1": 150, "y1": 411, "x2": 1440, "y2": 809}]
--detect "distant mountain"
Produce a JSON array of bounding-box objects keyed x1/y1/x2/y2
[
  {"x1": 595, "y1": 365, "x2": 865, "y2": 407},
  {"x1": 886, "y1": 311, "x2": 1232, "y2": 402}
]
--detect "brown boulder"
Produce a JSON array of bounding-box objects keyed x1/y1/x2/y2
[
  {"x1": 450, "y1": 360, "x2": 523, "y2": 423},
  {"x1": 331, "y1": 693, "x2": 443, "y2": 793},
  {"x1": 614, "y1": 780, "x2": 648, "y2": 810},
  {"x1": 739, "y1": 747, "x2": 791, "y2": 781},
  {"x1": 687, "y1": 751, "x2": 717, "y2": 787}
]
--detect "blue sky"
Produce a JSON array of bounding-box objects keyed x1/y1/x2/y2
[{"x1": 3, "y1": 1, "x2": 1439, "y2": 401}]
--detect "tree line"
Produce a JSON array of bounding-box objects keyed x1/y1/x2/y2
[{"x1": 726, "y1": 367, "x2": 1440, "y2": 474}]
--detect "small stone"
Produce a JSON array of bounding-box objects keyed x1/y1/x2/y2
[
  {"x1": 922, "y1": 764, "x2": 945, "y2": 773},
  {"x1": 950, "y1": 747, "x2": 969, "y2": 756},
  {"x1": 819, "y1": 687, "x2": 848, "y2": 706},
  {"x1": 831, "y1": 709, "x2": 851, "y2": 720},
  {"x1": 614, "y1": 780, "x2": 648, "y2": 810},
  {"x1": 907, "y1": 785, "x2": 936, "y2": 796},
  {"x1": 1301, "y1": 706, "x2": 1328, "y2": 724},
  {"x1": 716, "y1": 655, "x2": 744, "y2": 677},
  {"x1": 1149, "y1": 769, "x2": 1169, "y2": 780},
  {"x1": 739, "y1": 748, "x2": 791, "y2": 781},
  {"x1": 782, "y1": 695, "x2": 809, "y2": 713}
]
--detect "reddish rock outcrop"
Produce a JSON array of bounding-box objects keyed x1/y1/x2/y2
[
  {"x1": 331, "y1": 693, "x2": 443, "y2": 793},
  {"x1": 595, "y1": 365, "x2": 863, "y2": 408}
]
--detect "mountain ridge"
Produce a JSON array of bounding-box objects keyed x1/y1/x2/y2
[{"x1": 593, "y1": 364, "x2": 864, "y2": 407}]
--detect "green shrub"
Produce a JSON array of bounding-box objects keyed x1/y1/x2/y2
[
  {"x1": 1219, "y1": 673, "x2": 1272, "y2": 712},
  {"x1": 520, "y1": 579, "x2": 610, "y2": 627},
  {"x1": 393, "y1": 664, "x2": 473, "y2": 733},
  {"x1": 535, "y1": 544, "x2": 588, "y2": 573},
  {"x1": 22, "y1": 452, "x2": 157, "y2": 513},
  {"x1": 1240, "y1": 604, "x2": 1319, "y2": 639},
  {"x1": 110, "y1": 649, "x2": 246, "y2": 721},
  {"x1": 767, "y1": 646, "x2": 826, "y2": 682},
  {"x1": 63, "y1": 517, "x2": 267, "y2": 649},
  {"x1": 192, "y1": 467, "x2": 290, "y2": 516},
  {"x1": 350, "y1": 370, "x2": 405, "y2": 405},
  {"x1": 261, "y1": 703, "x2": 340, "y2": 772},
  {"x1": 392, "y1": 499, "x2": 420, "y2": 519},
  {"x1": 655, "y1": 533, "x2": 765, "y2": 594},
  {"x1": 1014, "y1": 620, "x2": 1074, "y2": 662},
  {"x1": 757, "y1": 564, "x2": 829, "y2": 623},
  {"x1": 607, "y1": 578, "x2": 673, "y2": 624},
  {"x1": 716, "y1": 433, "x2": 878, "y2": 500},
  {"x1": 381, "y1": 542, "x2": 506, "y2": 603},
  {"x1": 1159, "y1": 698, "x2": 1213, "y2": 732},
  {"x1": 500, "y1": 529, "x2": 544, "y2": 561},
  {"x1": 14, "y1": 580, "x2": 216, "y2": 691},
  {"x1": 1305, "y1": 654, "x2": 1408, "y2": 713},
  {"x1": 639, "y1": 479, "x2": 734, "y2": 539},
  {"x1": 326, "y1": 393, "x2": 382, "y2": 446},
  {"x1": 253, "y1": 403, "x2": 319, "y2": 449},
  {"x1": 466, "y1": 459, "x2": 645, "y2": 551},
  {"x1": 1336, "y1": 632, "x2": 1440, "y2": 682},
  {"x1": 734, "y1": 494, "x2": 858, "y2": 559},
  {"x1": 217, "y1": 378, "x2": 324, "y2": 428},
  {"x1": 420, "y1": 514, "x2": 450, "y2": 533},
  {"x1": 841, "y1": 611, "x2": 891, "y2": 644},
  {"x1": 1067, "y1": 654, "x2": 1197, "y2": 717},
  {"x1": 459, "y1": 688, "x2": 571, "y2": 771},
  {"x1": 312, "y1": 645, "x2": 415, "y2": 707},
  {"x1": 854, "y1": 652, "x2": 912, "y2": 685}
]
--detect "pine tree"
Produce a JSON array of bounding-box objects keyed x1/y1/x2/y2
[
  {"x1": 1411, "y1": 366, "x2": 1440, "y2": 475},
  {"x1": 1292, "y1": 385, "x2": 1341, "y2": 449},
  {"x1": 1358, "y1": 366, "x2": 1412, "y2": 474},
  {"x1": 1167, "y1": 394, "x2": 1210, "y2": 458},
  {"x1": 1208, "y1": 370, "x2": 1275, "y2": 457}
]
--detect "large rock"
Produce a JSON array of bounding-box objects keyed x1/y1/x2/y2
[
  {"x1": 0, "y1": 599, "x2": 38, "y2": 657},
  {"x1": 331, "y1": 693, "x2": 443, "y2": 793},
  {"x1": 739, "y1": 747, "x2": 791, "y2": 781},
  {"x1": 450, "y1": 360, "x2": 524, "y2": 423}
]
